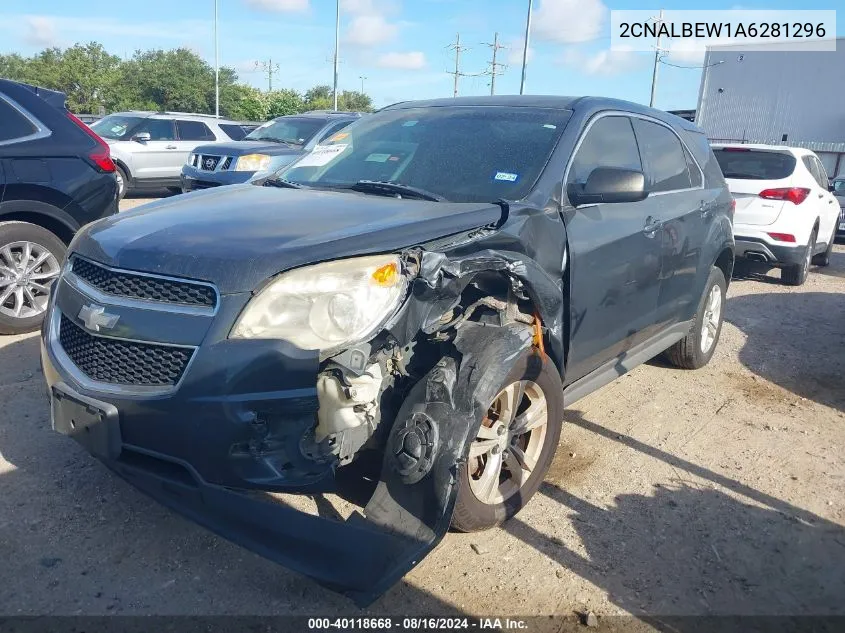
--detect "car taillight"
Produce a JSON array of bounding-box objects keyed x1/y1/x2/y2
[
  {"x1": 66, "y1": 111, "x2": 116, "y2": 173},
  {"x1": 766, "y1": 232, "x2": 796, "y2": 243},
  {"x1": 730, "y1": 198, "x2": 736, "y2": 213},
  {"x1": 759, "y1": 187, "x2": 810, "y2": 205}
]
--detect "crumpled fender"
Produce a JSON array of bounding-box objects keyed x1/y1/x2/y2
[{"x1": 356, "y1": 322, "x2": 534, "y2": 604}]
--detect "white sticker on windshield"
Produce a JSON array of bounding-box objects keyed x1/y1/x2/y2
[
  {"x1": 365, "y1": 153, "x2": 391, "y2": 163},
  {"x1": 494, "y1": 171, "x2": 519, "y2": 182},
  {"x1": 296, "y1": 144, "x2": 349, "y2": 167}
]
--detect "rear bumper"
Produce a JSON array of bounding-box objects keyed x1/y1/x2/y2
[
  {"x1": 734, "y1": 237, "x2": 805, "y2": 266},
  {"x1": 181, "y1": 165, "x2": 252, "y2": 192}
]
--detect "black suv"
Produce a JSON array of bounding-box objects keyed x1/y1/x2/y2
[
  {"x1": 0, "y1": 78, "x2": 118, "y2": 334},
  {"x1": 180, "y1": 111, "x2": 363, "y2": 193},
  {"x1": 41, "y1": 96, "x2": 733, "y2": 605}
]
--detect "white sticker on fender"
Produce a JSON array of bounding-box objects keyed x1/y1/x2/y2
[{"x1": 296, "y1": 144, "x2": 349, "y2": 167}]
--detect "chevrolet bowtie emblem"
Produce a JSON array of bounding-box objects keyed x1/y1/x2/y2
[{"x1": 78, "y1": 304, "x2": 119, "y2": 333}]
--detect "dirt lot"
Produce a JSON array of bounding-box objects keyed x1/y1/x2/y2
[{"x1": 0, "y1": 196, "x2": 843, "y2": 621}]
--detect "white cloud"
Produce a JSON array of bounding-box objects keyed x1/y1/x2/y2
[
  {"x1": 242, "y1": 0, "x2": 309, "y2": 12},
  {"x1": 507, "y1": 38, "x2": 534, "y2": 66},
  {"x1": 533, "y1": 0, "x2": 608, "y2": 44},
  {"x1": 376, "y1": 51, "x2": 426, "y2": 69},
  {"x1": 345, "y1": 14, "x2": 399, "y2": 47},
  {"x1": 561, "y1": 47, "x2": 643, "y2": 75},
  {"x1": 25, "y1": 16, "x2": 59, "y2": 47}
]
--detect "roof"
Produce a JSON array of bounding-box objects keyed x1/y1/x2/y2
[{"x1": 0, "y1": 78, "x2": 66, "y2": 109}]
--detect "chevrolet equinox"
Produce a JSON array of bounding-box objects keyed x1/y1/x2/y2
[{"x1": 42, "y1": 96, "x2": 734, "y2": 605}]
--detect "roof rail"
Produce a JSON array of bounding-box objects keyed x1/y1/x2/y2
[
  {"x1": 157, "y1": 111, "x2": 224, "y2": 118},
  {"x1": 302, "y1": 109, "x2": 365, "y2": 116}
]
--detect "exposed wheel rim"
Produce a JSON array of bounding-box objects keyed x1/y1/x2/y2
[
  {"x1": 0, "y1": 241, "x2": 61, "y2": 320},
  {"x1": 700, "y1": 284, "x2": 722, "y2": 353},
  {"x1": 468, "y1": 380, "x2": 548, "y2": 505}
]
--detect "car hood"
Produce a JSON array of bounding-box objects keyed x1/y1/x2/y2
[
  {"x1": 192, "y1": 140, "x2": 304, "y2": 157},
  {"x1": 71, "y1": 185, "x2": 503, "y2": 294}
]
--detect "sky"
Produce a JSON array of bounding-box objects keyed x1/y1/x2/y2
[{"x1": 0, "y1": 0, "x2": 841, "y2": 111}]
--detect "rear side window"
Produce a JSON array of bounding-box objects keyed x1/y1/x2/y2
[
  {"x1": 684, "y1": 147, "x2": 703, "y2": 188},
  {"x1": 137, "y1": 119, "x2": 175, "y2": 141},
  {"x1": 713, "y1": 149, "x2": 796, "y2": 180},
  {"x1": 177, "y1": 120, "x2": 215, "y2": 141},
  {"x1": 632, "y1": 119, "x2": 691, "y2": 192},
  {"x1": 567, "y1": 116, "x2": 642, "y2": 186},
  {"x1": 219, "y1": 124, "x2": 248, "y2": 140},
  {"x1": 0, "y1": 97, "x2": 37, "y2": 143},
  {"x1": 810, "y1": 156, "x2": 829, "y2": 188}
]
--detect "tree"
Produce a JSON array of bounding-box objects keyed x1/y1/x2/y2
[
  {"x1": 220, "y1": 83, "x2": 267, "y2": 121},
  {"x1": 123, "y1": 48, "x2": 214, "y2": 113},
  {"x1": 338, "y1": 90, "x2": 373, "y2": 112},
  {"x1": 267, "y1": 89, "x2": 304, "y2": 118}
]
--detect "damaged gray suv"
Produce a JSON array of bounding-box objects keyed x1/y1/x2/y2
[{"x1": 41, "y1": 96, "x2": 734, "y2": 605}]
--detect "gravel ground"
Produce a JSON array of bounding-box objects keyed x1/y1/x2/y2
[{"x1": 1, "y1": 198, "x2": 843, "y2": 620}]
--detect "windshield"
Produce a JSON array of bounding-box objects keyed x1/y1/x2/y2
[
  {"x1": 90, "y1": 115, "x2": 146, "y2": 140},
  {"x1": 713, "y1": 149, "x2": 796, "y2": 181},
  {"x1": 245, "y1": 118, "x2": 326, "y2": 145},
  {"x1": 277, "y1": 106, "x2": 571, "y2": 203}
]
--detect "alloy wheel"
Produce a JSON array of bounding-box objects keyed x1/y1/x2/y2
[
  {"x1": 0, "y1": 241, "x2": 61, "y2": 319},
  {"x1": 700, "y1": 284, "x2": 722, "y2": 353},
  {"x1": 468, "y1": 380, "x2": 549, "y2": 505}
]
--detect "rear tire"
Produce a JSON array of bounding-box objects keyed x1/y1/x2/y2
[
  {"x1": 782, "y1": 230, "x2": 815, "y2": 286},
  {"x1": 451, "y1": 350, "x2": 563, "y2": 532},
  {"x1": 811, "y1": 228, "x2": 835, "y2": 267},
  {"x1": 664, "y1": 267, "x2": 727, "y2": 370},
  {"x1": 0, "y1": 221, "x2": 66, "y2": 335}
]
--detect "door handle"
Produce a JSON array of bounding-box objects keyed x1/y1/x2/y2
[
  {"x1": 818, "y1": 192, "x2": 824, "y2": 198},
  {"x1": 166, "y1": 145, "x2": 178, "y2": 149},
  {"x1": 643, "y1": 216, "x2": 662, "y2": 237}
]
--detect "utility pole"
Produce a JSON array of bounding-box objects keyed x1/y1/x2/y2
[
  {"x1": 519, "y1": 0, "x2": 533, "y2": 95},
  {"x1": 446, "y1": 34, "x2": 482, "y2": 97},
  {"x1": 213, "y1": 0, "x2": 219, "y2": 117},
  {"x1": 649, "y1": 8, "x2": 665, "y2": 108},
  {"x1": 333, "y1": 0, "x2": 340, "y2": 111},
  {"x1": 255, "y1": 59, "x2": 280, "y2": 91},
  {"x1": 484, "y1": 32, "x2": 507, "y2": 95},
  {"x1": 359, "y1": 75, "x2": 366, "y2": 94}
]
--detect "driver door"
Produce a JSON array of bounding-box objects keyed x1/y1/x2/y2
[{"x1": 131, "y1": 119, "x2": 178, "y2": 181}]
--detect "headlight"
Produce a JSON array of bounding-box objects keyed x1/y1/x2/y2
[
  {"x1": 231, "y1": 255, "x2": 408, "y2": 353},
  {"x1": 235, "y1": 153, "x2": 272, "y2": 172},
  {"x1": 188, "y1": 153, "x2": 197, "y2": 166}
]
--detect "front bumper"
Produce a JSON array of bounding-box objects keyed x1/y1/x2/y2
[{"x1": 181, "y1": 165, "x2": 253, "y2": 192}]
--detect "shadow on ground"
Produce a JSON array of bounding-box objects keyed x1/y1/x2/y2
[
  {"x1": 506, "y1": 409, "x2": 845, "y2": 625},
  {"x1": 725, "y1": 291, "x2": 845, "y2": 412}
]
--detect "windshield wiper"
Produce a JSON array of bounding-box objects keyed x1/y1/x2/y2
[
  {"x1": 349, "y1": 180, "x2": 446, "y2": 202},
  {"x1": 247, "y1": 136, "x2": 295, "y2": 145},
  {"x1": 263, "y1": 177, "x2": 306, "y2": 189}
]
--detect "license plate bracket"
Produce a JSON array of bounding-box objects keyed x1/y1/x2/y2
[{"x1": 51, "y1": 384, "x2": 121, "y2": 460}]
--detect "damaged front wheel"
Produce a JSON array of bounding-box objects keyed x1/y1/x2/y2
[{"x1": 451, "y1": 350, "x2": 563, "y2": 532}]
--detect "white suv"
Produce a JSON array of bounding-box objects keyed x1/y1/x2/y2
[
  {"x1": 90, "y1": 112, "x2": 250, "y2": 198},
  {"x1": 712, "y1": 144, "x2": 838, "y2": 285}
]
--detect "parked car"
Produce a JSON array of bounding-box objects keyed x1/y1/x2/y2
[
  {"x1": 90, "y1": 111, "x2": 249, "y2": 198},
  {"x1": 0, "y1": 78, "x2": 117, "y2": 334},
  {"x1": 712, "y1": 144, "x2": 838, "y2": 284},
  {"x1": 180, "y1": 111, "x2": 363, "y2": 193},
  {"x1": 831, "y1": 176, "x2": 845, "y2": 239},
  {"x1": 41, "y1": 96, "x2": 733, "y2": 605},
  {"x1": 75, "y1": 114, "x2": 102, "y2": 125}
]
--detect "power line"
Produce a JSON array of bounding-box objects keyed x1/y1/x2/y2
[
  {"x1": 483, "y1": 32, "x2": 507, "y2": 96},
  {"x1": 255, "y1": 59, "x2": 280, "y2": 91},
  {"x1": 659, "y1": 58, "x2": 726, "y2": 69}
]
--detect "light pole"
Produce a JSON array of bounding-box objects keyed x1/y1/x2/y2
[
  {"x1": 333, "y1": 0, "x2": 340, "y2": 111},
  {"x1": 519, "y1": 0, "x2": 533, "y2": 95},
  {"x1": 359, "y1": 75, "x2": 366, "y2": 94},
  {"x1": 214, "y1": 0, "x2": 219, "y2": 117},
  {"x1": 649, "y1": 8, "x2": 664, "y2": 108}
]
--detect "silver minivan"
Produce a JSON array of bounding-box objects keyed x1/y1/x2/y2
[{"x1": 90, "y1": 112, "x2": 250, "y2": 198}]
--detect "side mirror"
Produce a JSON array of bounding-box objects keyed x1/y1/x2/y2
[
  {"x1": 568, "y1": 167, "x2": 648, "y2": 207},
  {"x1": 132, "y1": 132, "x2": 151, "y2": 143}
]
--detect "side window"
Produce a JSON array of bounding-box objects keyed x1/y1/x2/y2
[
  {"x1": 318, "y1": 120, "x2": 352, "y2": 143},
  {"x1": 176, "y1": 120, "x2": 215, "y2": 141},
  {"x1": 566, "y1": 115, "x2": 642, "y2": 187},
  {"x1": 632, "y1": 119, "x2": 691, "y2": 192},
  {"x1": 684, "y1": 146, "x2": 703, "y2": 188},
  {"x1": 802, "y1": 156, "x2": 824, "y2": 188},
  {"x1": 137, "y1": 118, "x2": 175, "y2": 141},
  {"x1": 813, "y1": 157, "x2": 829, "y2": 188},
  {"x1": 0, "y1": 97, "x2": 37, "y2": 143}
]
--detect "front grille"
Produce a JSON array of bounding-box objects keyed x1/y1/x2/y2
[
  {"x1": 59, "y1": 315, "x2": 193, "y2": 386},
  {"x1": 199, "y1": 154, "x2": 221, "y2": 171},
  {"x1": 72, "y1": 258, "x2": 217, "y2": 308},
  {"x1": 221, "y1": 157, "x2": 233, "y2": 170}
]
